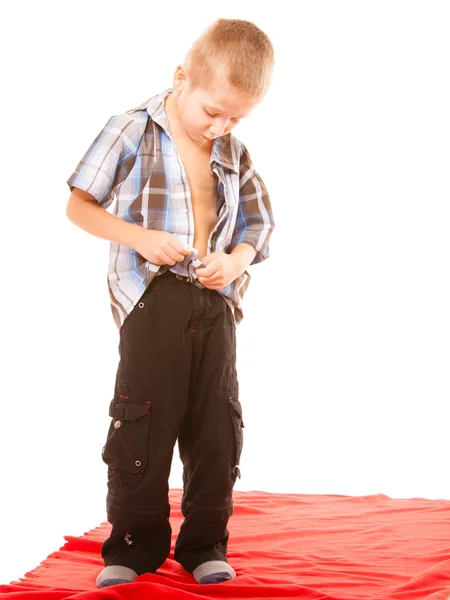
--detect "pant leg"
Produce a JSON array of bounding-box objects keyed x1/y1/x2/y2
[
  {"x1": 100, "y1": 273, "x2": 195, "y2": 574},
  {"x1": 174, "y1": 285, "x2": 244, "y2": 573}
]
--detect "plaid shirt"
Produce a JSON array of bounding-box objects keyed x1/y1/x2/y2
[{"x1": 67, "y1": 88, "x2": 275, "y2": 330}]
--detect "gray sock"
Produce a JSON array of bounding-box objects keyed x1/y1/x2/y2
[
  {"x1": 96, "y1": 565, "x2": 138, "y2": 587},
  {"x1": 193, "y1": 560, "x2": 236, "y2": 584}
]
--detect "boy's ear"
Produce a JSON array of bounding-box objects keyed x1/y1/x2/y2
[{"x1": 173, "y1": 64, "x2": 188, "y2": 92}]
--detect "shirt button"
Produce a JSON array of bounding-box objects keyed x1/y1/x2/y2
[
  {"x1": 114, "y1": 420, "x2": 122, "y2": 429},
  {"x1": 176, "y1": 275, "x2": 184, "y2": 280}
]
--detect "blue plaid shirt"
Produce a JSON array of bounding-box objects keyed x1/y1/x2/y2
[{"x1": 67, "y1": 88, "x2": 275, "y2": 329}]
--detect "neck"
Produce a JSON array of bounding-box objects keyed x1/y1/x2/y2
[
  {"x1": 164, "y1": 91, "x2": 179, "y2": 133},
  {"x1": 165, "y1": 90, "x2": 212, "y2": 151}
]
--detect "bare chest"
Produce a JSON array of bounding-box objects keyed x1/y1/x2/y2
[
  {"x1": 174, "y1": 139, "x2": 220, "y2": 255},
  {"x1": 176, "y1": 142, "x2": 218, "y2": 211}
]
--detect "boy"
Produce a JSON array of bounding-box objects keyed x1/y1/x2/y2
[{"x1": 66, "y1": 18, "x2": 275, "y2": 588}]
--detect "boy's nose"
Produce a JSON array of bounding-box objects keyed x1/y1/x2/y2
[
  {"x1": 210, "y1": 119, "x2": 229, "y2": 137},
  {"x1": 209, "y1": 127, "x2": 225, "y2": 137}
]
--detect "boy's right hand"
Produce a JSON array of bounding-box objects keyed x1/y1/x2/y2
[{"x1": 135, "y1": 230, "x2": 192, "y2": 265}]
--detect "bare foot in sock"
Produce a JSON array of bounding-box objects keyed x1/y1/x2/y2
[
  {"x1": 96, "y1": 565, "x2": 138, "y2": 587},
  {"x1": 193, "y1": 560, "x2": 236, "y2": 584}
]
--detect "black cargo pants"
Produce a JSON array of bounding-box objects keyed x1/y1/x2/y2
[{"x1": 100, "y1": 269, "x2": 244, "y2": 575}]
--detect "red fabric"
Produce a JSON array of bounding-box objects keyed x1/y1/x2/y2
[{"x1": 2, "y1": 489, "x2": 450, "y2": 600}]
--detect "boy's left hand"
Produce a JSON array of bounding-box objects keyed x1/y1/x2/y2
[{"x1": 196, "y1": 252, "x2": 243, "y2": 290}]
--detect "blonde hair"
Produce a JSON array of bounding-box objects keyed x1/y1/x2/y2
[{"x1": 184, "y1": 18, "x2": 274, "y2": 99}]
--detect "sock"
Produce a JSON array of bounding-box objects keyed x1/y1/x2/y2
[
  {"x1": 95, "y1": 565, "x2": 138, "y2": 587},
  {"x1": 192, "y1": 560, "x2": 236, "y2": 584}
]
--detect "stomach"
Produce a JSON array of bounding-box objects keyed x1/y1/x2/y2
[{"x1": 193, "y1": 218, "x2": 217, "y2": 261}]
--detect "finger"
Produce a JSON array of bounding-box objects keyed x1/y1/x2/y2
[
  {"x1": 169, "y1": 240, "x2": 192, "y2": 259},
  {"x1": 201, "y1": 280, "x2": 224, "y2": 290},
  {"x1": 200, "y1": 252, "x2": 219, "y2": 265},
  {"x1": 154, "y1": 249, "x2": 180, "y2": 266},
  {"x1": 198, "y1": 279, "x2": 223, "y2": 291},
  {"x1": 166, "y1": 245, "x2": 188, "y2": 263},
  {"x1": 197, "y1": 267, "x2": 220, "y2": 281},
  {"x1": 197, "y1": 262, "x2": 220, "y2": 278}
]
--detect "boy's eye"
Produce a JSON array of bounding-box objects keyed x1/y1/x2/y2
[{"x1": 204, "y1": 108, "x2": 240, "y2": 124}]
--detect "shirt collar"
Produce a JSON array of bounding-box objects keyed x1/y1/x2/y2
[{"x1": 143, "y1": 88, "x2": 240, "y2": 174}]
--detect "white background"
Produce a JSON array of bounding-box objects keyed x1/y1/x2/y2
[{"x1": 1, "y1": 0, "x2": 449, "y2": 585}]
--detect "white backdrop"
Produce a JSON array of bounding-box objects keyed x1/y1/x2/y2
[{"x1": 1, "y1": 0, "x2": 449, "y2": 585}]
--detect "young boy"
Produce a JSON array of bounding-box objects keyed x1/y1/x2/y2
[{"x1": 66, "y1": 18, "x2": 275, "y2": 588}]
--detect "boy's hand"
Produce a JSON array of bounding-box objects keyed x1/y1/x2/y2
[
  {"x1": 135, "y1": 230, "x2": 192, "y2": 265},
  {"x1": 196, "y1": 252, "x2": 244, "y2": 290}
]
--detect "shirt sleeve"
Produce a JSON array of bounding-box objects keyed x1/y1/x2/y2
[
  {"x1": 230, "y1": 142, "x2": 275, "y2": 265},
  {"x1": 66, "y1": 113, "x2": 143, "y2": 209}
]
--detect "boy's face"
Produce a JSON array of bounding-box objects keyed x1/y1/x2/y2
[{"x1": 170, "y1": 65, "x2": 260, "y2": 144}]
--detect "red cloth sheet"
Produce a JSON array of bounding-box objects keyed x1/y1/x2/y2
[{"x1": 2, "y1": 488, "x2": 450, "y2": 600}]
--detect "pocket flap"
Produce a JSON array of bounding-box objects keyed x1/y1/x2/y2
[
  {"x1": 108, "y1": 400, "x2": 150, "y2": 420},
  {"x1": 124, "y1": 403, "x2": 151, "y2": 420},
  {"x1": 108, "y1": 398, "x2": 115, "y2": 418}
]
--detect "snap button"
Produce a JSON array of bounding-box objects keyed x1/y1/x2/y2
[
  {"x1": 135, "y1": 460, "x2": 141, "y2": 467},
  {"x1": 114, "y1": 420, "x2": 122, "y2": 429},
  {"x1": 138, "y1": 302, "x2": 144, "y2": 308},
  {"x1": 176, "y1": 275, "x2": 184, "y2": 280}
]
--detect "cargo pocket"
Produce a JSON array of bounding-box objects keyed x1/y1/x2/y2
[
  {"x1": 102, "y1": 393, "x2": 152, "y2": 476},
  {"x1": 228, "y1": 384, "x2": 244, "y2": 478}
]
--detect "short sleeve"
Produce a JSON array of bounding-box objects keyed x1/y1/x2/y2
[
  {"x1": 66, "y1": 113, "x2": 144, "y2": 209},
  {"x1": 230, "y1": 142, "x2": 275, "y2": 265}
]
